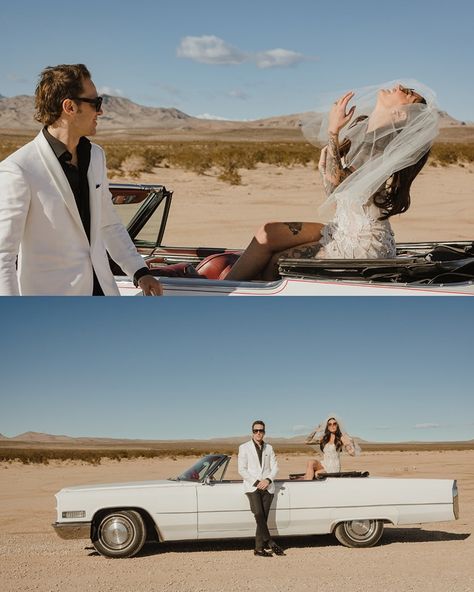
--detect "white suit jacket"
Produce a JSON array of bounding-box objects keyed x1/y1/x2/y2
[
  {"x1": 238, "y1": 440, "x2": 279, "y2": 494},
  {"x1": 0, "y1": 131, "x2": 146, "y2": 295}
]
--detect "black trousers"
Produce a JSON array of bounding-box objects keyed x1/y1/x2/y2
[{"x1": 246, "y1": 489, "x2": 274, "y2": 550}]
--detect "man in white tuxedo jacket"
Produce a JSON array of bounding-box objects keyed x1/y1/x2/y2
[
  {"x1": 0, "y1": 63, "x2": 162, "y2": 296},
  {"x1": 238, "y1": 420, "x2": 285, "y2": 556}
]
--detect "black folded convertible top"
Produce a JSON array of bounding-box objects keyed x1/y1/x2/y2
[
  {"x1": 288, "y1": 471, "x2": 370, "y2": 480},
  {"x1": 278, "y1": 241, "x2": 474, "y2": 285}
]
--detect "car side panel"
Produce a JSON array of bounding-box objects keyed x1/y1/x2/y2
[
  {"x1": 396, "y1": 504, "x2": 455, "y2": 525},
  {"x1": 147, "y1": 483, "x2": 199, "y2": 541},
  {"x1": 196, "y1": 482, "x2": 290, "y2": 537},
  {"x1": 284, "y1": 478, "x2": 455, "y2": 535}
]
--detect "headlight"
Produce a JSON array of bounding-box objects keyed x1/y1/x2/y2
[{"x1": 62, "y1": 511, "x2": 86, "y2": 519}]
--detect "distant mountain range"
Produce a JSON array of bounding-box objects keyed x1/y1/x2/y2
[
  {"x1": 3, "y1": 430, "x2": 474, "y2": 446},
  {"x1": 0, "y1": 93, "x2": 467, "y2": 132},
  {"x1": 0, "y1": 430, "x2": 354, "y2": 445}
]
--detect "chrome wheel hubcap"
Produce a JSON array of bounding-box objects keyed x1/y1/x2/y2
[
  {"x1": 100, "y1": 516, "x2": 135, "y2": 550},
  {"x1": 345, "y1": 519, "x2": 375, "y2": 540}
]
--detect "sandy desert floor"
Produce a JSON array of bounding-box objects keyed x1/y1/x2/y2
[
  {"x1": 115, "y1": 163, "x2": 474, "y2": 249},
  {"x1": 1, "y1": 450, "x2": 472, "y2": 592}
]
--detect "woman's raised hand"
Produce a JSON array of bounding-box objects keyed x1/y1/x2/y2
[{"x1": 328, "y1": 91, "x2": 355, "y2": 135}]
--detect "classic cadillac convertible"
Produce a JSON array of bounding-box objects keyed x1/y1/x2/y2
[
  {"x1": 53, "y1": 454, "x2": 459, "y2": 558},
  {"x1": 110, "y1": 183, "x2": 474, "y2": 296}
]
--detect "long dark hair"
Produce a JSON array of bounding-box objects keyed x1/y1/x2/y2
[
  {"x1": 340, "y1": 94, "x2": 430, "y2": 220},
  {"x1": 373, "y1": 150, "x2": 430, "y2": 219},
  {"x1": 320, "y1": 418, "x2": 343, "y2": 453}
]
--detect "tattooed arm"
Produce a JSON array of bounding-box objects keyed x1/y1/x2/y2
[
  {"x1": 318, "y1": 91, "x2": 356, "y2": 197},
  {"x1": 318, "y1": 133, "x2": 352, "y2": 197}
]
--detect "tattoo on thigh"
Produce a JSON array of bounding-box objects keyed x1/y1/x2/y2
[
  {"x1": 289, "y1": 244, "x2": 321, "y2": 259},
  {"x1": 284, "y1": 222, "x2": 303, "y2": 236}
]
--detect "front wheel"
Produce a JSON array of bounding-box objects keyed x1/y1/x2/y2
[
  {"x1": 334, "y1": 519, "x2": 384, "y2": 548},
  {"x1": 93, "y1": 510, "x2": 147, "y2": 558}
]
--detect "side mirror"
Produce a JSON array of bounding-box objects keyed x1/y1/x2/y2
[{"x1": 203, "y1": 476, "x2": 214, "y2": 486}]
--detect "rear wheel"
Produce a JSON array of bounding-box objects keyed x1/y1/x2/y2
[
  {"x1": 334, "y1": 519, "x2": 384, "y2": 548},
  {"x1": 93, "y1": 510, "x2": 147, "y2": 558}
]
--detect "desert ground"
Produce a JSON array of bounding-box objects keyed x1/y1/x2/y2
[
  {"x1": 115, "y1": 162, "x2": 474, "y2": 250},
  {"x1": 1, "y1": 449, "x2": 472, "y2": 592}
]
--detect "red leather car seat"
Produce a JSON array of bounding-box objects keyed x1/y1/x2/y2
[
  {"x1": 146, "y1": 252, "x2": 239, "y2": 280},
  {"x1": 195, "y1": 252, "x2": 240, "y2": 280}
]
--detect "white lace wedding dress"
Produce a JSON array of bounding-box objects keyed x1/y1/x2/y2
[
  {"x1": 317, "y1": 196, "x2": 397, "y2": 259},
  {"x1": 321, "y1": 443, "x2": 342, "y2": 473}
]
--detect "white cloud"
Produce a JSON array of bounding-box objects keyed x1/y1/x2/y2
[
  {"x1": 98, "y1": 86, "x2": 124, "y2": 97},
  {"x1": 255, "y1": 49, "x2": 309, "y2": 69},
  {"x1": 177, "y1": 35, "x2": 316, "y2": 69},
  {"x1": 228, "y1": 89, "x2": 250, "y2": 100},
  {"x1": 196, "y1": 113, "x2": 230, "y2": 121},
  {"x1": 177, "y1": 35, "x2": 246, "y2": 65},
  {"x1": 414, "y1": 423, "x2": 441, "y2": 429}
]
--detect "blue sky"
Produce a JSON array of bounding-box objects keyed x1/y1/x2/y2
[
  {"x1": 0, "y1": 298, "x2": 473, "y2": 443},
  {"x1": 1, "y1": 0, "x2": 473, "y2": 121}
]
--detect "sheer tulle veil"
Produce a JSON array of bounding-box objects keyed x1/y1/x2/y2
[
  {"x1": 301, "y1": 79, "x2": 439, "y2": 220},
  {"x1": 306, "y1": 413, "x2": 361, "y2": 455}
]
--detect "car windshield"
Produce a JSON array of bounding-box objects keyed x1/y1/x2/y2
[
  {"x1": 111, "y1": 184, "x2": 169, "y2": 251},
  {"x1": 111, "y1": 188, "x2": 149, "y2": 226},
  {"x1": 174, "y1": 455, "x2": 226, "y2": 482}
]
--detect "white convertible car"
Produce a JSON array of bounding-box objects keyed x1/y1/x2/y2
[
  {"x1": 53, "y1": 454, "x2": 459, "y2": 558},
  {"x1": 110, "y1": 183, "x2": 474, "y2": 296}
]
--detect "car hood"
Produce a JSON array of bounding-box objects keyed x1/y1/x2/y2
[{"x1": 58, "y1": 479, "x2": 188, "y2": 493}]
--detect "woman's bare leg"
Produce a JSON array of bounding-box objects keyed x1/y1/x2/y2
[
  {"x1": 262, "y1": 241, "x2": 325, "y2": 280},
  {"x1": 226, "y1": 221, "x2": 324, "y2": 281},
  {"x1": 301, "y1": 459, "x2": 325, "y2": 480}
]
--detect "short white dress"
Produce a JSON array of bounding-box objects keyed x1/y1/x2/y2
[
  {"x1": 317, "y1": 196, "x2": 397, "y2": 259},
  {"x1": 321, "y1": 443, "x2": 342, "y2": 473}
]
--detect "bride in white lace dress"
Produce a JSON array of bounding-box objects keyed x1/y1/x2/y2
[
  {"x1": 301, "y1": 415, "x2": 359, "y2": 479},
  {"x1": 225, "y1": 80, "x2": 439, "y2": 281}
]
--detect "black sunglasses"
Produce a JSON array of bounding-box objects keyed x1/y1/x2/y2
[
  {"x1": 253, "y1": 428, "x2": 265, "y2": 433},
  {"x1": 71, "y1": 96, "x2": 103, "y2": 112}
]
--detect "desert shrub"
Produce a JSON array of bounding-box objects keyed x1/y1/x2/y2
[
  {"x1": 120, "y1": 154, "x2": 148, "y2": 178},
  {"x1": 1, "y1": 136, "x2": 473, "y2": 187},
  {"x1": 77, "y1": 139, "x2": 474, "y2": 178},
  {"x1": 430, "y1": 142, "x2": 474, "y2": 166},
  {"x1": 141, "y1": 146, "x2": 165, "y2": 170},
  {"x1": 101, "y1": 141, "x2": 319, "y2": 181},
  {"x1": 176, "y1": 151, "x2": 213, "y2": 175},
  {"x1": 0, "y1": 134, "x2": 35, "y2": 161},
  {"x1": 218, "y1": 162, "x2": 242, "y2": 185},
  {"x1": 105, "y1": 146, "x2": 129, "y2": 170}
]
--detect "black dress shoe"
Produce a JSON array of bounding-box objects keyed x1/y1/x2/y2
[
  {"x1": 254, "y1": 549, "x2": 273, "y2": 557},
  {"x1": 270, "y1": 544, "x2": 286, "y2": 556}
]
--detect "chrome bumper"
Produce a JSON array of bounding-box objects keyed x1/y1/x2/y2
[{"x1": 52, "y1": 521, "x2": 91, "y2": 540}]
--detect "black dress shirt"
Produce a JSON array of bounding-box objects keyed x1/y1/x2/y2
[
  {"x1": 43, "y1": 128, "x2": 92, "y2": 238},
  {"x1": 43, "y1": 129, "x2": 149, "y2": 294},
  {"x1": 253, "y1": 439, "x2": 264, "y2": 466},
  {"x1": 252, "y1": 439, "x2": 272, "y2": 486}
]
